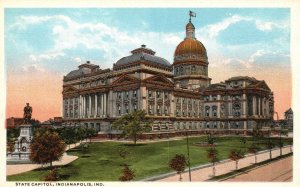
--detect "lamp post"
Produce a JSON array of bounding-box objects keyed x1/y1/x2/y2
[
  {"x1": 274, "y1": 111, "x2": 282, "y2": 156},
  {"x1": 186, "y1": 129, "x2": 192, "y2": 181}
]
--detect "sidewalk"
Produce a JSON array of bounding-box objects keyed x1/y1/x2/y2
[
  {"x1": 224, "y1": 156, "x2": 292, "y2": 182},
  {"x1": 155, "y1": 146, "x2": 292, "y2": 182},
  {"x1": 6, "y1": 143, "x2": 80, "y2": 176}
]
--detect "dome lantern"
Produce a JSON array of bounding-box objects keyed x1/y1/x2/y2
[{"x1": 186, "y1": 21, "x2": 195, "y2": 39}]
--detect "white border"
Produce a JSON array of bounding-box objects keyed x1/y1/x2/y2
[{"x1": 1, "y1": 1, "x2": 299, "y2": 187}]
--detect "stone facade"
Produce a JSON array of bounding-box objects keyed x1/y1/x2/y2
[{"x1": 62, "y1": 18, "x2": 274, "y2": 135}]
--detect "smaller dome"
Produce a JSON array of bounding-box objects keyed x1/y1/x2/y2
[
  {"x1": 115, "y1": 45, "x2": 171, "y2": 67},
  {"x1": 65, "y1": 68, "x2": 91, "y2": 78}
]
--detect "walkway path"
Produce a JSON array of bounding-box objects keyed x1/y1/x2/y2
[
  {"x1": 224, "y1": 156, "x2": 292, "y2": 182},
  {"x1": 157, "y1": 146, "x2": 292, "y2": 182},
  {"x1": 7, "y1": 155, "x2": 78, "y2": 176},
  {"x1": 6, "y1": 143, "x2": 80, "y2": 176}
]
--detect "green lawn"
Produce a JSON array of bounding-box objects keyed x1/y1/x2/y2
[{"x1": 7, "y1": 136, "x2": 290, "y2": 181}]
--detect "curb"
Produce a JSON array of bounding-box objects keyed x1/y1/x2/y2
[
  {"x1": 141, "y1": 145, "x2": 292, "y2": 181},
  {"x1": 216, "y1": 153, "x2": 293, "y2": 182}
]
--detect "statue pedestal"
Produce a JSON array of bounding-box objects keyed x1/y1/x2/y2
[{"x1": 7, "y1": 123, "x2": 33, "y2": 163}]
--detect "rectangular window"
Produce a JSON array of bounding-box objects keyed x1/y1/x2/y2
[
  {"x1": 157, "y1": 91, "x2": 161, "y2": 98},
  {"x1": 134, "y1": 104, "x2": 137, "y2": 111},
  {"x1": 206, "y1": 110, "x2": 209, "y2": 117},
  {"x1": 164, "y1": 92, "x2": 168, "y2": 99},
  {"x1": 164, "y1": 106, "x2": 168, "y2": 114},
  {"x1": 148, "y1": 105, "x2": 152, "y2": 114},
  {"x1": 148, "y1": 90, "x2": 152, "y2": 98},
  {"x1": 157, "y1": 105, "x2": 161, "y2": 114},
  {"x1": 118, "y1": 106, "x2": 121, "y2": 115},
  {"x1": 126, "y1": 91, "x2": 129, "y2": 99},
  {"x1": 133, "y1": 90, "x2": 137, "y2": 98},
  {"x1": 125, "y1": 105, "x2": 129, "y2": 113}
]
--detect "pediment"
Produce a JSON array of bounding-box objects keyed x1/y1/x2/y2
[
  {"x1": 143, "y1": 74, "x2": 174, "y2": 86},
  {"x1": 247, "y1": 81, "x2": 271, "y2": 91},
  {"x1": 62, "y1": 85, "x2": 78, "y2": 94},
  {"x1": 111, "y1": 74, "x2": 141, "y2": 86}
]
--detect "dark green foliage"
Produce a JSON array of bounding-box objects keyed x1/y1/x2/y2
[
  {"x1": 207, "y1": 134, "x2": 216, "y2": 145},
  {"x1": 112, "y1": 110, "x2": 152, "y2": 144},
  {"x1": 7, "y1": 128, "x2": 20, "y2": 142}
]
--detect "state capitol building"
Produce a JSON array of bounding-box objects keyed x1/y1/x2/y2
[{"x1": 62, "y1": 16, "x2": 274, "y2": 137}]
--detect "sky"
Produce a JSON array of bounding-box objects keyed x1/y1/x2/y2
[{"x1": 4, "y1": 8, "x2": 291, "y2": 121}]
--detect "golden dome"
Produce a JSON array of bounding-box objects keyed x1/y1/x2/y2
[
  {"x1": 173, "y1": 20, "x2": 208, "y2": 64},
  {"x1": 174, "y1": 38, "x2": 207, "y2": 63}
]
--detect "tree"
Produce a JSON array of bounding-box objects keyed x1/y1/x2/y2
[
  {"x1": 265, "y1": 135, "x2": 274, "y2": 159},
  {"x1": 239, "y1": 136, "x2": 247, "y2": 151},
  {"x1": 169, "y1": 154, "x2": 187, "y2": 181},
  {"x1": 207, "y1": 148, "x2": 219, "y2": 177},
  {"x1": 30, "y1": 131, "x2": 66, "y2": 168},
  {"x1": 248, "y1": 143, "x2": 259, "y2": 164},
  {"x1": 119, "y1": 147, "x2": 130, "y2": 160},
  {"x1": 44, "y1": 167, "x2": 59, "y2": 181},
  {"x1": 228, "y1": 149, "x2": 245, "y2": 170},
  {"x1": 207, "y1": 134, "x2": 216, "y2": 146},
  {"x1": 7, "y1": 140, "x2": 15, "y2": 153},
  {"x1": 75, "y1": 127, "x2": 88, "y2": 143},
  {"x1": 60, "y1": 127, "x2": 77, "y2": 149},
  {"x1": 278, "y1": 129, "x2": 288, "y2": 156},
  {"x1": 86, "y1": 128, "x2": 98, "y2": 143},
  {"x1": 119, "y1": 165, "x2": 135, "y2": 181},
  {"x1": 288, "y1": 138, "x2": 293, "y2": 153},
  {"x1": 112, "y1": 110, "x2": 152, "y2": 144}
]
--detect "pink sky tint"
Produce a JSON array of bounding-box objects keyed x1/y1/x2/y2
[
  {"x1": 6, "y1": 63, "x2": 291, "y2": 121},
  {"x1": 6, "y1": 71, "x2": 62, "y2": 122},
  {"x1": 210, "y1": 64, "x2": 292, "y2": 119}
]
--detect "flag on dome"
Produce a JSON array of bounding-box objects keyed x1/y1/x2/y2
[{"x1": 189, "y1": 11, "x2": 196, "y2": 17}]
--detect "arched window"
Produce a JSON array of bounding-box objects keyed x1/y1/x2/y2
[
  {"x1": 212, "y1": 106, "x2": 217, "y2": 117},
  {"x1": 191, "y1": 65, "x2": 196, "y2": 74},
  {"x1": 205, "y1": 106, "x2": 210, "y2": 117},
  {"x1": 180, "y1": 66, "x2": 184, "y2": 75}
]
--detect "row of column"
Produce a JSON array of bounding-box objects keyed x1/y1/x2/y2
[
  {"x1": 177, "y1": 97, "x2": 202, "y2": 117},
  {"x1": 147, "y1": 90, "x2": 170, "y2": 116},
  {"x1": 252, "y1": 96, "x2": 268, "y2": 117},
  {"x1": 64, "y1": 98, "x2": 78, "y2": 118},
  {"x1": 78, "y1": 93, "x2": 107, "y2": 118}
]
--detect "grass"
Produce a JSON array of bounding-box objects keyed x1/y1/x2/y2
[{"x1": 7, "y1": 136, "x2": 291, "y2": 181}]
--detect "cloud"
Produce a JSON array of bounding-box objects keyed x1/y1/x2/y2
[
  {"x1": 249, "y1": 49, "x2": 266, "y2": 63},
  {"x1": 255, "y1": 20, "x2": 289, "y2": 32},
  {"x1": 28, "y1": 52, "x2": 65, "y2": 62},
  {"x1": 9, "y1": 13, "x2": 290, "y2": 72},
  {"x1": 204, "y1": 15, "x2": 251, "y2": 38},
  {"x1": 74, "y1": 57, "x2": 82, "y2": 64},
  {"x1": 22, "y1": 63, "x2": 46, "y2": 73}
]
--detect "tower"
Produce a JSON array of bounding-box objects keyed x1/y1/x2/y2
[{"x1": 173, "y1": 12, "x2": 211, "y2": 90}]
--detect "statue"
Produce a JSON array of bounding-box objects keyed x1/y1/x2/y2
[{"x1": 23, "y1": 103, "x2": 32, "y2": 124}]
